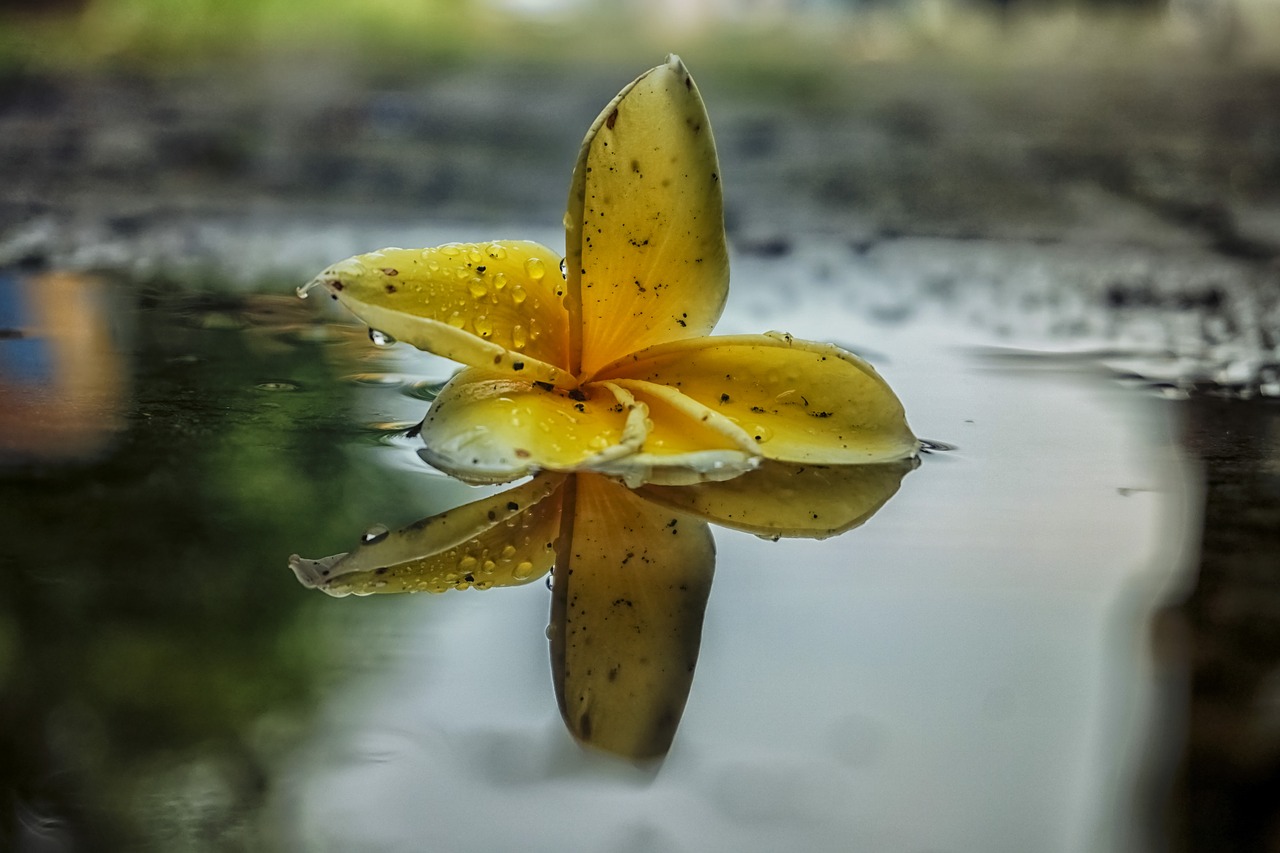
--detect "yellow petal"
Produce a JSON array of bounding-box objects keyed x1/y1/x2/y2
[
  {"x1": 550, "y1": 475, "x2": 715, "y2": 760},
  {"x1": 637, "y1": 458, "x2": 918, "y2": 539},
  {"x1": 565, "y1": 55, "x2": 729, "y2": 378},
  {"x1": 597, "y1": 333, "x2": 919, "y2": 464},
  {"x1": 586, "y1": 379, "x2": 760, "y2": 487},
  {"x1": 288, "y1": 475, "x2": 565, "y2": 597},
  {"x1": 304, "y1": 241, "x2": 574, "y2": 386},
  {"x1": 417, "y1": 369, "x2": 648, "y2": 484}
]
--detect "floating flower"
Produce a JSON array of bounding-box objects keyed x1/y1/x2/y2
[
  {"x1": 299, "y1": 55, "x2": 917, "y2": 487},
  {"x1": 291, "y1": 56, "x2": 922, "y2": 761}
]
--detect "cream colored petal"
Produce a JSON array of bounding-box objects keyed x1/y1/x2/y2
[
  {"x1": 417, "y1": 369, "x2": 648, "y2": 485},
  {"x1": 550, "y1": 474, "x2": 715, "y2": 760},
  {"x1": 637, "y1": 458, "x2": 918, "y2": 539},
  {"x1": 288, "y1": 475, "x2": 565, "y2": 597},
  {"x1": 565, "y1": 55, "x2": 729, "y2": 378},
  {"x1": 303, "y1": 241, "x2": 574, "y2": 386},
  {"x1": 585, "y1": 379, "x2": 759, "y2": 487},
  {"x1": 597, "y1": 333, "x2": 920, "y2": 464}
]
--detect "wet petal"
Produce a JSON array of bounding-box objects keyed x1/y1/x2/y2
[
  {"x1": 565, "y1": 55, "x2": 729, "y2": 378},
  {"x1": 304, "y1": 241, "x2": 573, "y2": 385},
  {"x1": 637, "y1": 458, "x2": 918, "y2": 539},
  {"x1": 288, "y1": 475, "x2": 565, "y2": 597},
  {"x1": 417, "y1": 369, "x2": 648, "y2": 484},
  {"x1": 597, "y1": 333, "x2": 919, "y2": 464},
  {"x1": 550, "y1": 475, "x2": 715, "y2": 760},
  {"x1": 587, "y1": 379, "x2": 760, "y2": 487}
]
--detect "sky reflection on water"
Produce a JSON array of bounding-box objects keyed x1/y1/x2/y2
[{"x1": 274, "y1": 312, "x2": 1198, "y2": 852}]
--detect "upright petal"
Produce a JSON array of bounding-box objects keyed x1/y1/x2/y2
[
  {"x1": 303, "y1": 241, "x2": 574, "y2": 385},
  {"x1": 288, "y1": 474, "x2": 565, "y2": 597},
  {"x1": 597, "y1": 333, "x2": 920, "y2": 464},
  {"x1": 550, "y1": 475, "x2": 715, "y2": 760},
  {"x1": 637, "y1": 459, "x2": 918, "y2": 539},
  {"x1": 417, "y1": 369, "x2": 649, "y2": 484},
  {"x1": 565, "y1": 55, "x2": 729, "y2": 378}
]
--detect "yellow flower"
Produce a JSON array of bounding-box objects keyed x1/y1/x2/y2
[
  {"x1": 300, "y1": 55, "x2": 917, "y2": 487},
  {"x1": 291, "y1": 460, "x2": 915, "y2": 759}
]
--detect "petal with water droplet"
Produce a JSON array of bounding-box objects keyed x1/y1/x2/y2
[
  {"x1": 566, "y1": 55, "x2": 729, "y2": 378},
  {"x1": 304, "y1": 241, "x2": 573, "y2": 386},
  {"x1": 638, "y1": 458, "x2": 917, "y2": 539},
  {"x1": 596, "y1": 334, "x2": 920, "y2": 464},
  {"x1": 288, "y1": 474, "x2": 566, "y2": 597},
  {"x1": 550, "y1": 474, "x2": 715, "y2": 760},
  {"x1": 417, "y1": 369, "x2": 648, "y2": 484}
]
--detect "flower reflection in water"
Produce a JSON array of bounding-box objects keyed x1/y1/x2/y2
[
  {"x1": 291, "y1": 460, "x2": 915, "y2": 760},
  {"x1": 289, "y1": 55, "x2": 920, "y2": 760}
]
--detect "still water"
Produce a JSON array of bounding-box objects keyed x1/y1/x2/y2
[{"x1": 2, "y1": 258, "x2": 1201, "y2": 852}]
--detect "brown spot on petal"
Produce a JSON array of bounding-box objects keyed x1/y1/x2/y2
[
  {"x1": 606, "y1": 108, "x2": 618, "y2": 130},
  {"x1": 381, "y1": 268, "x2": 399, "y2": 277}
]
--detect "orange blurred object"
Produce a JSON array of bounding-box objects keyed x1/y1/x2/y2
[{"x1": 0, "y1": 270, "x2": 129, "y2": 464}]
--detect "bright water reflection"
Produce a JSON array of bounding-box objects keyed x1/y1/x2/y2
[{"x1": 271, "y1": 320, "x2": 1198, "y2": 852}]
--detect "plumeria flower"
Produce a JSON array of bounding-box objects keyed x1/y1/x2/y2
[
  {"x1": 291, "y1": 56, "x2": 920, "y2": 761},
  {"x1": 298, "y1": 55, "x2": 917, "y2": 487}
]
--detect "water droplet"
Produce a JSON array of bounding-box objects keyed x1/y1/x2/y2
[
  {"x1": 447, "y1": 313, "x2": 467, "y2": 329},
  {"x1": 469, "y1": 280, "x2": 488, "y2": 299},
  {"x1": 559, "y1": 257, "x2": 568, "y2": 278},
  {"x1": 361, "y1": 524, "x2": 390, "y2": 545},
  {"x1": 545, "y1": 575, "x2": 554, "y2": 590},
  {"x1": 512, "y1": 324, "x2": 528, "y2": 350},
  {"x1": 482, "y1": 559, "x2": 496, "y2": 573},
  {"x1": 514, "y1": 560, "x2": 535, "y2": 580},
  {"x1": 529, "y1": 318, "x2": 541, "y2": 340},
  {"x1": 440, "y1": 245, "x2": 460, "y2": 256},
  {"x1": 511, "y1": 285, "x2": 527, "y2": 305},
  {"x1": 475, "y1": 580, "x2": 493, "y2": 590},
  {"x1": 255, "y1": 380, "x2": 300, "y2": 392},
  {"x1": 459, "y1": 555, "x2": 478, "y2": 571},
  {"x1": 368, "y1": 328, "x2": 397, "y2": 347},
  {"x1": 486, "y1": 243, "x2": 508, "y2": 260},
  {"x1": 545, "y1": 622, "x2": 555, "y2": 638},
  {"x1": 492, "y1": 272, "x2": 508, "y2": 290},
  {"x1": 525, "y1": 257, "x2": 546, "y2": 280},
  {"x1": 500, "y1": 544, "x2": 517, "y2": 559},
  {"x1": 750, "y1": 424, "x2": 774, "y2": 443},
  {"x1": 919, "y1": 439, "x2": 958, "y2": 453},
  {"x1": 474, "y1": 316, "x2": 494, "y2": 338}
]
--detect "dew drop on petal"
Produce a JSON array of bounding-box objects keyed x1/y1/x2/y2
[
  {"x1": 486, "y1": 243, "x2": 507, "y2": 260},
  {"x1": 751, "y1": 424, "x2": 774, "y2": 443},
  {"x1": 361, "y1": 523, "x2": 390, "y2": 544},
  {"x1": 469, "y1": 280, "x2": 488, "y2": 299},
  {"x1": 447, "y1": 313, "x2": 467, "y2": 329},
  {"x1": 440, "y1": 245, "x2": 460, "y2": 256},
  {"x1": 474, "y1": 316, "x2": 494, "y2": 338},
  {"x1": 492, "y1": 271, "x2": 508, "y2": 291},
  {"x1": 500, "y1": 545, "x2": 517, "y2": 559},
  {"x1": 559, "y1": 257, "x2": 568, "y2": 278},
  {"x1": 512, "y1": 324, "x2": 528, "y2": 350},
  {"x1": 511, "y1": 285, "x2": 527, "y2": 305},
  {"x1": 514, "y1": 560, "x2": 536, "y2": 580},
  {"x1": 524, "y1": 257, "x2": 546, "y2": 280},
  {"x1": 368, "y1": 328, "x2": 397, "y2": 347},
  {"x1": 459, "y1": 555, "x2": 478, "y2": 571}
]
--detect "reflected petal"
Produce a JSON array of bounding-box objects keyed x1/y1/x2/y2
[
  {"x1": 566, "y1": 55, "x2": 729, "y2": 378},
  {"x1": 305, "y1": 241, "x2": 574, "y2": 386},
  {"x1": 597, "y1": 333, "x2": 919, "y2": 464},
  {"x1": 418, "y1": 369, "x2": 647, "y2": 484},
  {"x1": 550, "y1": 474, "x2": 715, "y2": 760},
  {"x1": 638, "y1": 458, "x2": 918, "y2": 539},
  {"x1": 289, "y1": 474, "x2": 565, "y2": 596}
]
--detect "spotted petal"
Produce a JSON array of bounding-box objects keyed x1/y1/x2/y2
[
  {"x1": 304, "y1": 241, "x2": 573, "y2": 386},
  {"x1": 638, "y1": 459, "x2": 918, "y2": 539},
  {"x1": 417, "y1": 369, "x2": 649, "y2": 484},
  {"x1": 566, "y1": 55, "x2": 729, "y2": 378},
  {"x1": 550, "y1": 475, "x2": 715, "y2": 760},
  {"x1": 288, "y1": 475, "x2": 565, "y2": 596},
  {"x1": 597, "y1": 333, "x2": 920, "y2": 464}
]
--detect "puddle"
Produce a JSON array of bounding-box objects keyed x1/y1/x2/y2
[{"x1": 0, "y1": 263, "x2": 1241, "y2": 851}]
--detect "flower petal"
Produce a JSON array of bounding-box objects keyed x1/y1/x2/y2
[
  {"x1": 597, "y1": 333, "x2": 920, "y2": 464},
  {"x1": 417, "y1": 369, "x2": 647, "y2": 484},
  {"x1": 565, "y1": 55, "x2": 730, "y2": 378},
  {"x1": 549, "y1": 475, "x2": 715, "y2": 760},
  {"x1": 288, "y1": 474, "x2": 565, "y2": 597},
  {"x1": 586, "y1": 379, "x2": 759, "y2": 487},
  {"x1": 304, "y1": 241, "x2": 574, "y2": 386},
  {"x1": 637, "y1": 458, "x2": 918, "y2": 539}
]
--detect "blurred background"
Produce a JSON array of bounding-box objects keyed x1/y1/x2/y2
[{"x1": 1, "y1": 0, "x2": 1279, "y2": 851}]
